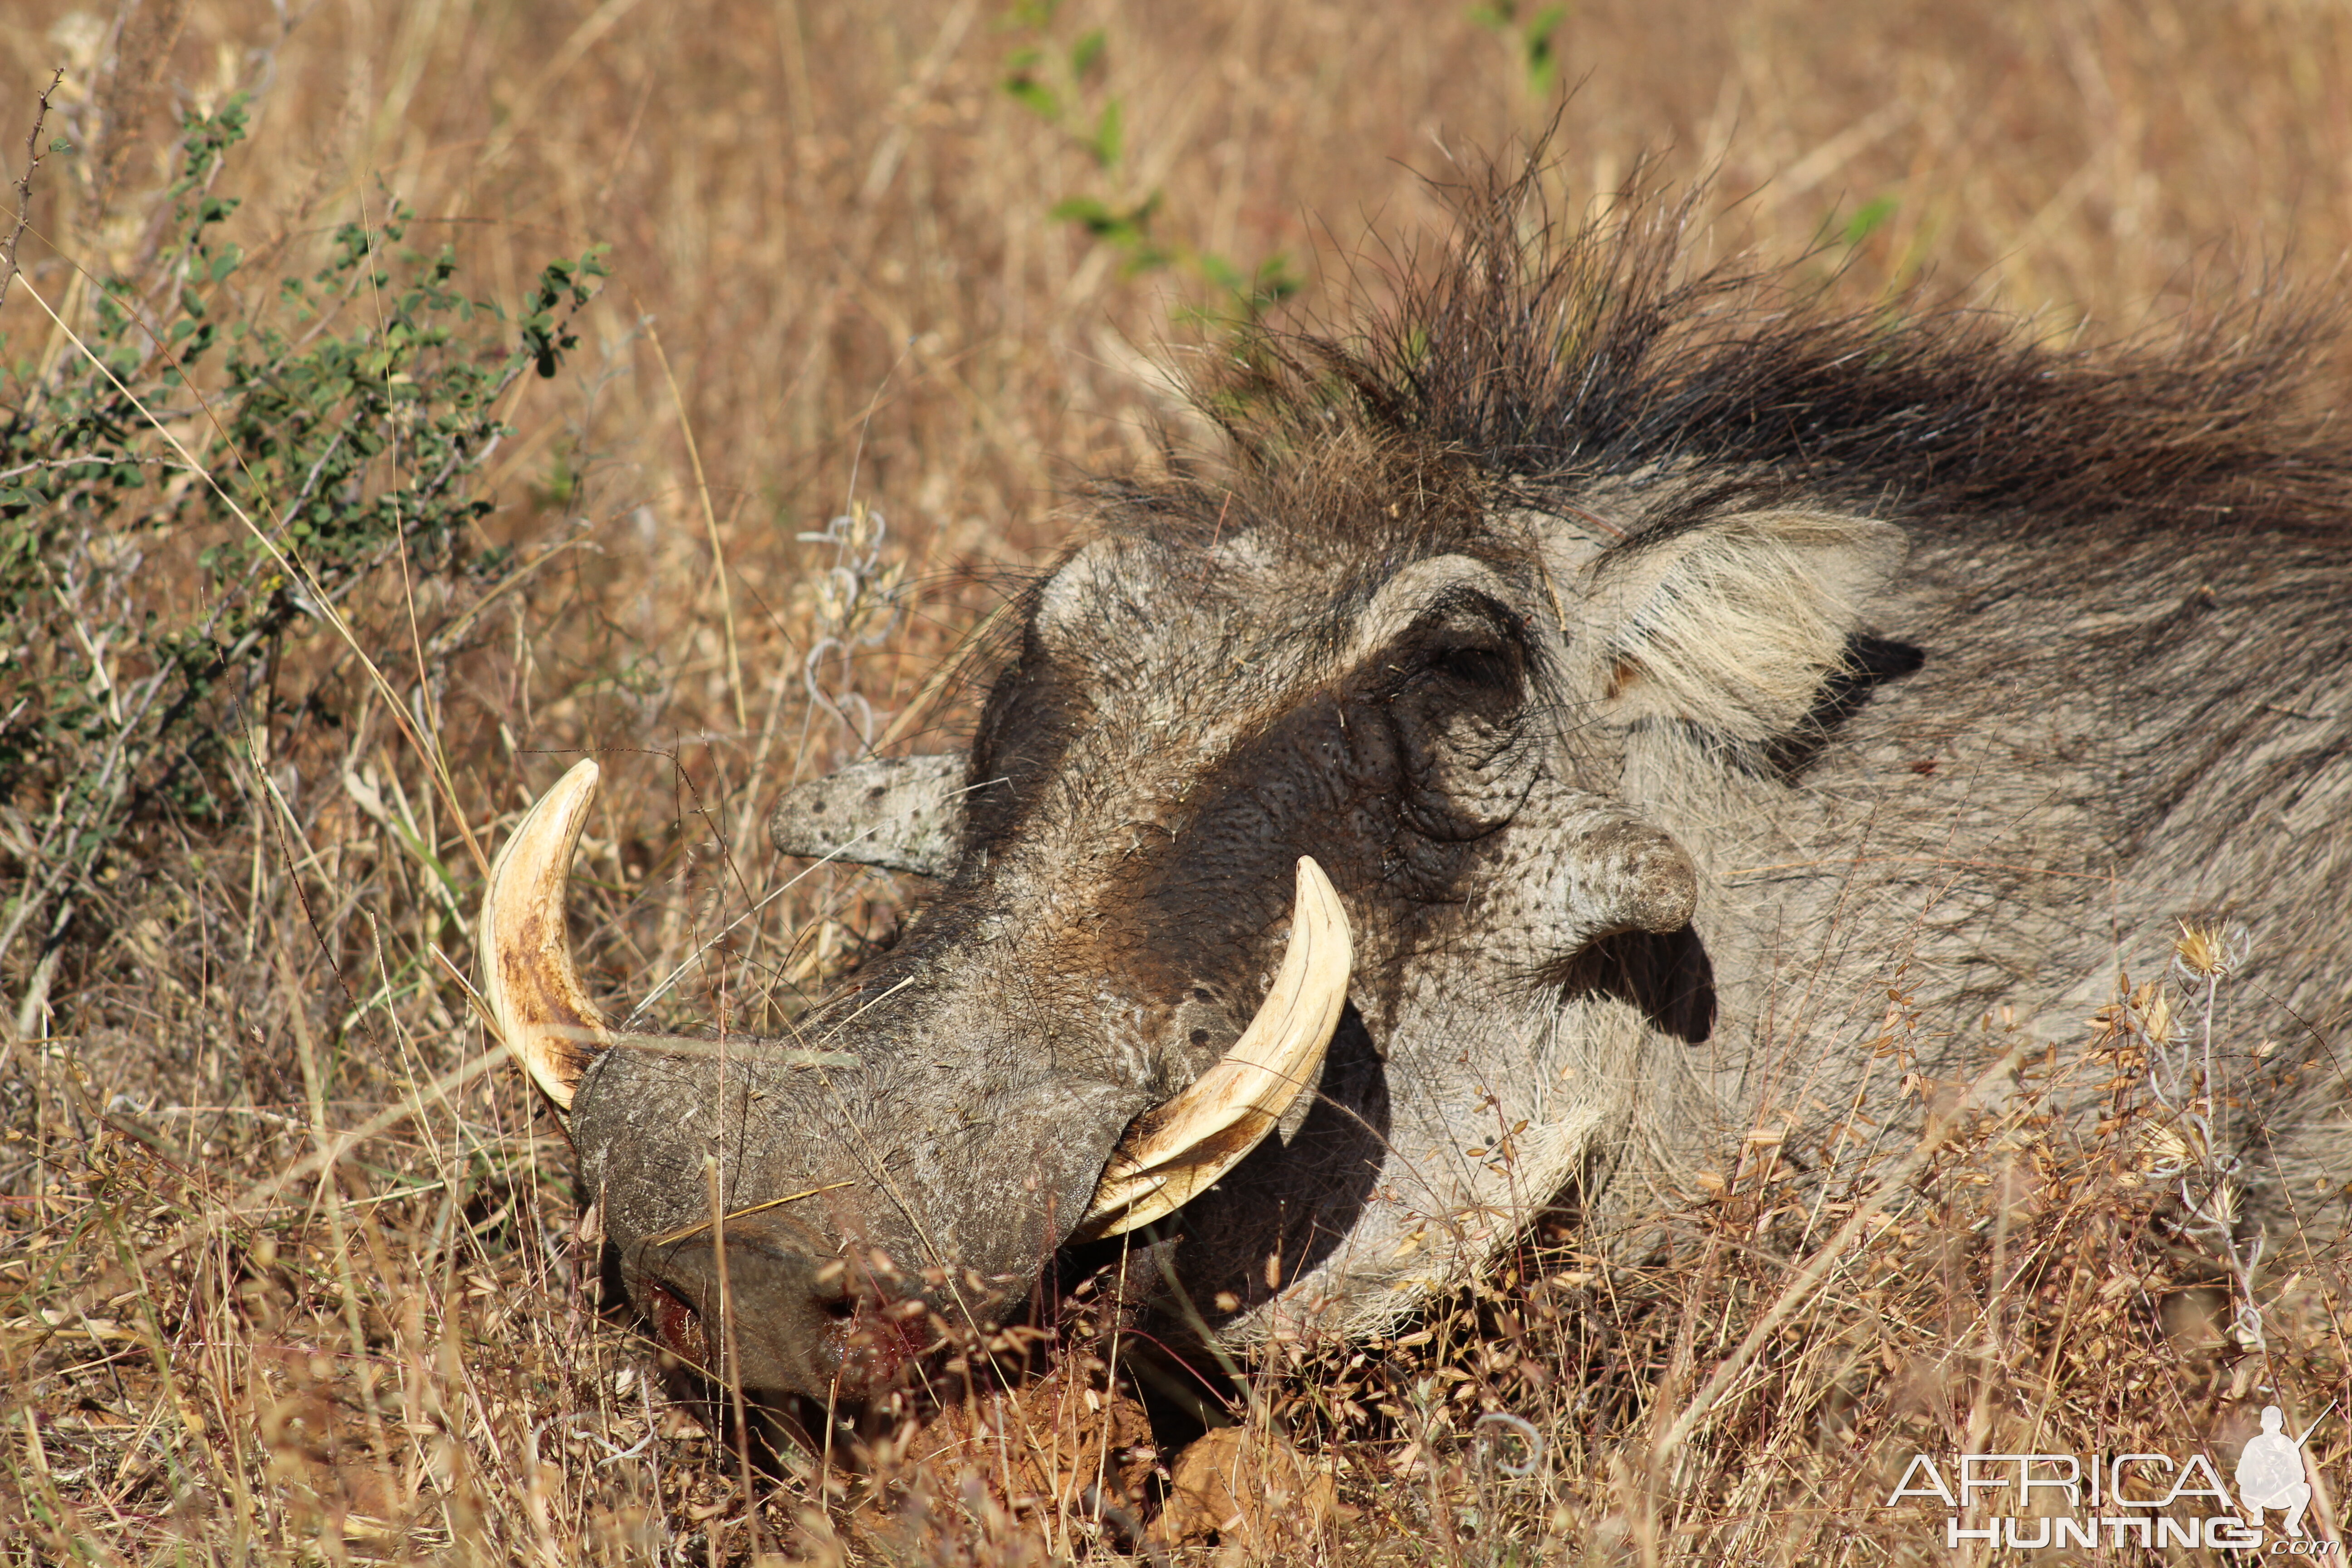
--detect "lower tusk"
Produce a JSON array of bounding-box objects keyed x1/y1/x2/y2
[
  {"x1": 1073, "y1": 856, "x2": 1354, "y2": 1241},
  {"x1": 480, "y1": 758, "x2": 607, "y2": 1112}
]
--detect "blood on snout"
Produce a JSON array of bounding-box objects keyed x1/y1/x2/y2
[{"x1": 645, "y1": 1281, "x2": 710, "y2": 1372}]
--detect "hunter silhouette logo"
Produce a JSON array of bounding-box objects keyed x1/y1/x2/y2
[
  {"x1": 2239, "y1": 1405, "x2": 2321, "y2": 1538},
  {"x1": 1883, "y1": 1405, "x2": 2342, "y2": 1553}
]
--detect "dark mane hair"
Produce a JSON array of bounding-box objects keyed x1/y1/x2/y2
[{"x1": 1165, "y1": 160, "x2": 2352, "y2": 550}]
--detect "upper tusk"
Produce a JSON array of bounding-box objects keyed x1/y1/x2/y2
[
  {"x1": 1073, "y1": 856, "x2": 1354, "y2": 1241},
  {"x1": 479, "y1": 758, "x2": 607, "y2": 1112}
]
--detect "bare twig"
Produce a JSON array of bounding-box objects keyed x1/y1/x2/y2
[{"x1": 0, "y1": 68, "x2": 64, "y2": 311}]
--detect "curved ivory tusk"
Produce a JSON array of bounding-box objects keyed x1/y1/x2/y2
[
  {"x1": 480, "y1": 758, "x2": 607, "y2": 1112},
  {"x1": 1073, "y1": 856, "x2": 1353, "y2": 1241}
]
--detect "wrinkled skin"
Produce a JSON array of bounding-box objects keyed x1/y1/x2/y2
[{"x1": 551, "y1": 186, "x2": 2352, "y2": 1413}]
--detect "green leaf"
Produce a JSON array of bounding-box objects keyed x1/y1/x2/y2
[
  {"x1": 1529, "y1": 6, "x2": 1569, "y2": 84},
  {"x1": 1842, "y1": 195, "x2": 1899, "y2": 247},
  {"x1": 1050, "y1": 195, "x2": 1116, "y2": 231},
  {"x1": 1069, "y1": 28, "x2": 1107, "y2": 75},
  {"x1": 1004, "y1": 74, "x2": 1062, "y2": 122},
  {"x1": 1087, "y1": 100, "x2": 1122, "y2": 170},
  {"x1": 1250, "y1": 253, "x2": 1302, "y2": 308}
]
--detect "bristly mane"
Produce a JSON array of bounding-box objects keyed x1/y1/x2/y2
[{"x1": 1157, "y1": 161, "x2": 2352, "y2": 551}]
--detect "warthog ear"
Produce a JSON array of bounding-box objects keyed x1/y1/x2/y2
[
  {"x1": 768, "y1": 754, "x2": 967, "y2": 877},
  {"x1": 1579, "y1": 510, "x2": 1903, "y2": 743}
]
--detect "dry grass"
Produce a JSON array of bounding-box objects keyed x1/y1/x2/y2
[{"x1": 4, "y1": 0, "x2": 2351, "y2": 1562}]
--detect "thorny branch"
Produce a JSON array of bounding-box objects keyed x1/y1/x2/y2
[{"x1": 2, "y1": 69, "x2": 65, "y2": 311}]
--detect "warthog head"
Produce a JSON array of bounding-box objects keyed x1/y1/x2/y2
[{"x1": 481, "y1": 172, "x2": 2352, "y2": 1412}]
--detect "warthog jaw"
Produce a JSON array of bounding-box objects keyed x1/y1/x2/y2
[{"x1": 480, "y1": 759, "x2": 1355, "y2": 1233}]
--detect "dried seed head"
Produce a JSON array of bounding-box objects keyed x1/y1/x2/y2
[{"x1": 2173, "y1": 919, "x2": 2234, "y2": 979}]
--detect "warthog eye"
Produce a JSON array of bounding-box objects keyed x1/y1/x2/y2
[
  {"x1": 1396, "y1": 599, "x2": 1529, "y2": 713},
  {"x1": 1392, "y1": 589, "x2": 1528, "y2": 700},
  {"x1": 1377, "y1": 591, "x2": 1537, "y2": 850},
  {"x1": 1421, "y1": 641, "x2": 1520, "y2": 692}
]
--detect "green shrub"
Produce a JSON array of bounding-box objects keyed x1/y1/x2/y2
[{"x1": 0, "y1": 93, "x2": 603, "y2": 992}]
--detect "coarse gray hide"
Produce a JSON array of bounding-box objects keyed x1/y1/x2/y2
[{"x1": 495, "y1": 179, "x2": 2352, "y2": 1414}]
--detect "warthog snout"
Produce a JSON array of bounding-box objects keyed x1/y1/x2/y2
[
  {"x1": 623, "y1": 1212, "x2": 930, "y2": 1401},
  {"x1": 480, "y1": 760, "x2": 1357, "y2": 1401}
]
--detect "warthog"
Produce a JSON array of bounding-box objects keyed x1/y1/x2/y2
[{"x1": 480, "y1": 172, "x2": 2352, "y2": 1416}]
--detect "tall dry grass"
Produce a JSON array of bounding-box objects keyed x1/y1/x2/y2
[{"x1": 3, "y1": 0, "x2": 2350, "y2": 1562}]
